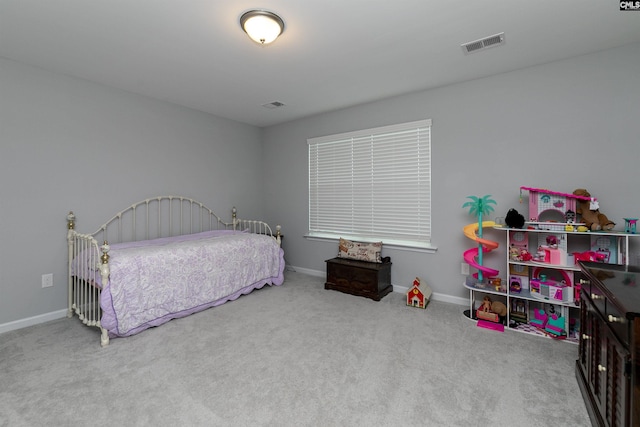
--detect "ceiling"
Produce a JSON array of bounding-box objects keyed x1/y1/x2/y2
[{"x1": 1, "y1": 1, "x2": 639, "y2": 128}]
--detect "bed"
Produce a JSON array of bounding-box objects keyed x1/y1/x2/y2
[{"x1": 66, "y1": 196, "x2": 284, "y2": 347}]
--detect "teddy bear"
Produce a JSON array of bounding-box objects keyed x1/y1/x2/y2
[
  {"x1": 479, "y1": 296, "x2": 507, "y2": 316},
  {"x1": 572, "y1": 189, "x2": 615, "y2": 231},
  {"x1": 490, "y1": 299, "x2": 507, "y2": 317}
]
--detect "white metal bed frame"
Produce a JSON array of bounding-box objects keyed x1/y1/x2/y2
[{"x1": 66, "y1": 196, "x2": 281, "y2": 347}]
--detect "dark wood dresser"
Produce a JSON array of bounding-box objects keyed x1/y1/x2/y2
[
  {"x1": 325, "y1": 257, "x2": 392, "y2": 301},
  {"x1": 577, "y1": 261, "x2": 640, "y2": 427}
]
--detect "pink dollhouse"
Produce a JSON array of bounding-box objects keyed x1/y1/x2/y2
[
  {"x1": 530, "y1": 267, "x2": 573, "y2": 303},
  {"x1": 530, "y1": 277, "x2": 571, "y2": 302},
  {"x1": 520, "y1": 186, "x2": 594, "y2": 224}
]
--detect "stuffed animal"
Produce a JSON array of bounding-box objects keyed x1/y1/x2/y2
[
  {"x1": 490, "y1": 300, "x2": 507, "y2": 317},
  {"x1": 505, "y1": 208, "x2": 525, "y2": 229},
  {"x1": 572, "y1": 189, "x2": 615, "y2": 231},
  {"x1": 519, "y1": 249, "x2": 533, "y2": 261},
  {"x1": 480, "y1": 296, "x2": 507, "y2": 316}
]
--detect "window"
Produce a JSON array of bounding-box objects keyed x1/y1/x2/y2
[{"x1": 308, "y1": 119, "x2": 432, "y2": 249}]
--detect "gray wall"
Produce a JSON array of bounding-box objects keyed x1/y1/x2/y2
[
  {"x1": 0, "y1": 57, "x2": 264, "y2": 325},
  {"x1": 262, "y1": 42, "x2": 640, "y2": 301},
  {"x1": 2, "y1": 42, "x2": 639, "y2": 328}
]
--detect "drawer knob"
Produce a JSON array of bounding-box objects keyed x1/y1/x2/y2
[
  {"x1": 590, "y1": 293, "x2": 603, "y2": 300},
  {"x1": 608, "y1": 314, "x2": 623, "y2": 323},
  {"x1": 580, "y1": 279, "x2": 590, "y2": 285},
  {"x1": 581, "y1": 334, "x2": 591, "y2": 340},
  {"x1": 598, "y1": 364, "x2": 607, "y2": 372}
]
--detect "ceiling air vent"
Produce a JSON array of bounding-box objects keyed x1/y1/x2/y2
[
  {"x1": 461, "y1": 32, "x2": 505, "y2": 55},
  {"x1": 262, "y1": 101, "x2": 286, "y2": 109}
]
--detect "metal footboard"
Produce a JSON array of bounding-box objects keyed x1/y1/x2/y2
[{"x1": 67, "y1": 214, "x2": 110, "y2": 346}]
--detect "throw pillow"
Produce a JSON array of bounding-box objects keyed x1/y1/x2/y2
[{"x1": 338, "y1": 237, "x2": 382, "y2": 263}]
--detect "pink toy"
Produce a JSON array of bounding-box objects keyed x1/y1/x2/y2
[
  {"x1": 462, "y1": 222, "x2": 499, "y2": 280},
  {"x1": 476, "y1": 309, "x2": 500, "y2": 323},
  {"x1": 530, "y1": 278, "x2": 570, "y2": 302},
  {"x1": 573, "y1": 251, "x2": 608, "y2": 263},
  {"x1": 545, "y1": 313, "x2": 566, "y2": 337},
  {"x1": 532, "y1": 267, "x2": 573, "y2": 288},
  {"x1": 477, "y1": 320, "x2": 504, "y2": 332},
  {"x1": 530, "y1": 308, "x2": 548, "y2": 328},
  {"x1": 543, "y1": 246, "x2": 567, "y2": 265},
  {"x1": 520, "y1": 186, "x2": 593, "y2": 224},
  {"x1": 520, "y1": 249, "x2": 533, "y2": 261}
]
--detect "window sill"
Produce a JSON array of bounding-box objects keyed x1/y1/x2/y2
[{"x1": 304, "y1": 234, "x2": 438, "y2": 254}]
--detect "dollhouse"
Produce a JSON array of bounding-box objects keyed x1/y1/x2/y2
[
  {"x1": 520, "y1": 186, "x2": 593, "y2": 225},
  {"x1": 406, "y1": 277, "x2": 432, "y2": 309},
  {"x1": 464, "y1": 186, "x2": 640, "y2": 347}
]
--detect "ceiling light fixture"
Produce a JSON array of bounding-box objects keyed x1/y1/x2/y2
[{"x1": 240, "y1": 10, "x2": 285, "y2": 45}]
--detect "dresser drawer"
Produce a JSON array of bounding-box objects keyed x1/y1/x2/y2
[
  {"x1": 605, "y1": 300, "x2": 629, "y2": 347},
  {"x1": 587, "y1": 282, "x2": 607, "y2": 316},
  {"x1": 585, "y1": 276, "x2": 630, "y2": 347}
]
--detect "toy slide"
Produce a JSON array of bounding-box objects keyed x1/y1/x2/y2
[{"x1": 463, "y1": 221, "x2": 499, "y2": 279}]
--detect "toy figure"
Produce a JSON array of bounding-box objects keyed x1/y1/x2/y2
[
  {"x1": 481, "y1": 296, "x2": 492, "y2": 312},
  {"x1": 477, "y1": 295, "x2": 507, "y2": 324},
  {"x1": 510, "y1": 279, "x2": 522, "y2": 293},
  {"x1": 520, "y1": 249, "x2": 533, "y2": 261}
]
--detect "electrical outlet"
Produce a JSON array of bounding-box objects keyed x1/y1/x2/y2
[
  {"x1": 42, "y1": 273, "x2": 53, "y2": 288},
  {"x1": 461, "y1": 263, "x2": 470, "y2": 276}
]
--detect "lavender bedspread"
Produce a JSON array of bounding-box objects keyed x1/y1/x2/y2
[{"x1": 94, "y1": 231, "x2": 284, "y2": 337}]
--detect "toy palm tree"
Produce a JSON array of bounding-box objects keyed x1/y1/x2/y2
[{"x1": 463, "y1": 195, "x2": 497, "y2": 281}]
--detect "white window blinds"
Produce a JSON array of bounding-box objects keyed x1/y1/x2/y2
[{"x1": 308, "y1": 119, "x2": 432, "y2": 248}]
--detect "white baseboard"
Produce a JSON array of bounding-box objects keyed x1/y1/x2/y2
[
  {"x1": 1, "y1": 268, "x2": 468, "y2": 335},
  {"x1": 0, "y1": 309, "x2": 68, "y2": 335},
  {"x1": 286, "y1": 265, "x2": 467, "y2": 307},
  {"x1": 389, "y1": 285, "x2": 467, "y2": 306},
  {"x1": 286, "y1": 265, "x2": 324, "y2": 277}
]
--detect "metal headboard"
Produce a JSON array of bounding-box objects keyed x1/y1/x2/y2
[{"x1": 89, "y1": 196, "x2": 232, "y2": 244}]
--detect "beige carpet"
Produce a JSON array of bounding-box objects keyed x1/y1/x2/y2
[{"x1": 0, "y1": 271, "x2": 590, "y2": 426}]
